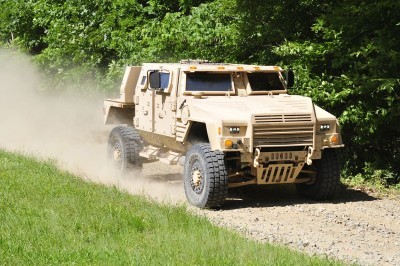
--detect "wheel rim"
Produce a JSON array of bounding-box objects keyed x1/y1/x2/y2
[
  {"x1": 111, "y1": 141, "x2": 123, "y2": 168},
  {"x1": 190, "y1": 162, "x2": 204, "y2": 194}
]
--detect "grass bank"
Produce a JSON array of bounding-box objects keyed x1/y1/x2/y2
[{"x1": 0, "y1": 149, "x2": 341, "y2": 265}]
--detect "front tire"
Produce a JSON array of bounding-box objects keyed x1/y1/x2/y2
[
  {"x1": 107, "y1": 126, "x2": 143, "y2": 173},
  {"x1": 296, "y1": 149, "x2": 340, "y2": 200},
  {"x1": 183, "y1": 144, "x2": 228, "y2": 208}
]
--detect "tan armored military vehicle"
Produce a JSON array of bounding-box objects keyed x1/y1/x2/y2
[{"x1": 104, "y1": 61, "x2": 344, "y2": 208}]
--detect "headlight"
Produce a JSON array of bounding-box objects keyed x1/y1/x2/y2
[
  {"x1": 229, "y1": 127, "x2": 240, "y2": 134},
  {"x1": 320, "y1": 124, "x2": 330, "y2": 131}
]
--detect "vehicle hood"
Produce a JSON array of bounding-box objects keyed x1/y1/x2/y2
[{"x1": 187, "y1": 94, "x2": 315, "y2": 124}]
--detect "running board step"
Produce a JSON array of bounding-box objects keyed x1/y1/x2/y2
[
  {"x1": 139, "y1": 145, "x2": 182, "y2": 165},
  {"x1": 159, "y1": 151, "x2": 182, "y2": 165},
  {"x1": 139, "y1": 145, "x2": 160, "y2": 160}
]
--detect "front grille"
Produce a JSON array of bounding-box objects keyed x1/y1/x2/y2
[
  {"x1": 252, "y1": 113, "x2": 314, "y2": 147},
  {"x1": 254, "y1": 114, "x2": 312, "y2": 124}
]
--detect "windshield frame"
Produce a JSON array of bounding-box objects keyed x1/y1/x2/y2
[
  {"x1": 244, "y1": 71, "x2": 287, "y2": 95},
  {"x1": 182, "y1": 71, "x2": 236, "y2": 95}
]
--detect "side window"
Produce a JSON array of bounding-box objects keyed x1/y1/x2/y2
[
  {"x1": 140, "y1": 75, "x2": 147, "y2": 85},
  {"x1": 149, "y1": 70, "x2": 171, "y2": 92},
  {"x1": 160, "y1": 72, "x2": 170, "y2": 89}
]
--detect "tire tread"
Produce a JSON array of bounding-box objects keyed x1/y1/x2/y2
[
  {"x1": 108, "y1": 126, "x2": 142, "y2": 172},
  {"x1": 296, "y1": 149, "x2": 340, "y2": 200},
  {"x1": 184, "y1": 144, "x2": 228, "y2": 208}
]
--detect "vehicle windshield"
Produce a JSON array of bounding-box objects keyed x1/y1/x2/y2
[
  {"x1": 247, "y1": 72, "x2": 284, "y2": 91},
  {"x1": 186, "y1": 73, "x2": 232, "y2": 92}
]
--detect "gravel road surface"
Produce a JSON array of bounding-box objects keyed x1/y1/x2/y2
[{"x1": 140, "y1": 162, "x2": 400, "y2": 266}]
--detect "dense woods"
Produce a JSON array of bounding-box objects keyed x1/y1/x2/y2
[{"x1": 1, "y1": 0, "x2": 399, "y2": 185}]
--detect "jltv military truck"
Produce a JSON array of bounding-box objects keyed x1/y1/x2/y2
[{"x1": 104, "y1": 61, "x2": 344, "y2": 208}]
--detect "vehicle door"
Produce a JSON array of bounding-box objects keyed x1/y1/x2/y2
[
  {"x1": 134, "y1": 68, "x2": 153, "y2": 132},
  {"x1": 135, "y1": 68, "x2": 178, "y2": 137},
  {"x1": 151, "y1": 68, "x2": 178, "y2": 136}
]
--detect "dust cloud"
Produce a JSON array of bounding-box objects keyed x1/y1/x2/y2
[{"x1": 0, "y1": 50, "x2": 185, "y2": 204}]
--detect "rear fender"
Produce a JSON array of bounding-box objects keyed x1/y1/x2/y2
[{"x1": 104, "y1": 100, "x2": 135, "y2": 125}]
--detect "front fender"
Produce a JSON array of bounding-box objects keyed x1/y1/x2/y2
[{"x1": 205, "y1": 122, "x2": 221, "y2": 151}]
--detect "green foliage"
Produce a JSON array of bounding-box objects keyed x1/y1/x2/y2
[
  {"x1": 342, "y1": 163, "x2": 400, "y2": 194},
  {"x1": 31, "y1": 0, "x2": 147, "y2": 91},
  {"x1": 0, "y1": 150, "x2": 341, "y2": 265},
  {"x1": 139, "y1": 1, "x2": 238, "y2": 63},
  {"x1": 0, "y1": 0, "x2": 43, "y2": 52},
  {"x1": 233, "y1": 0, "x2": 327, "y2": 64},
  {"x1": 0, "y1": 0, "x2": 399, "y2": 184},
  {"x1": 275, "y1": 0, "x2": 400, "y2": 182}
]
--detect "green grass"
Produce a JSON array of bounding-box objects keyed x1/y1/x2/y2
[{"x1": 0, "y1": 149, "x2": 342, "y2": 265}]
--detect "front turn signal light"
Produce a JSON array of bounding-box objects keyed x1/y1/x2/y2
[
  {"x1": 224, "y1": 139, "x2": 233, "y2": 149},
  {"x1": 329, "y1": 135, "x2": 338, "y2": 145}
]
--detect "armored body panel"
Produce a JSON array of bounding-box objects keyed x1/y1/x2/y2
[{"x1": 104, "y1": 61, "x2": 344, "y2": 208}]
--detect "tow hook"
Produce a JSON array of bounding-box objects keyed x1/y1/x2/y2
[
  {"x1": 254, "y1": 148, "x2": 260, "y2": 167},
  {"x1": 307, "y1": 146, "x2": 314, "y2": 165}
]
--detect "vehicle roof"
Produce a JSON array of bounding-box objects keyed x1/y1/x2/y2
[{"x1": 141, "y1": 62, "x2": 283, "y2": 72}]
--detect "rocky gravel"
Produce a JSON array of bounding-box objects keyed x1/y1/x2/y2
[
  {"x1": 142, "y1": 162, "x2": 400, "y2": 266},
  {"x1": 194, "y1": 187, "x2": 400, "y2": 266}
]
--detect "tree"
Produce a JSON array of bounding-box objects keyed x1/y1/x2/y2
[{"x1": 276, "y1": 0, "x2": 400, "y2": 183}]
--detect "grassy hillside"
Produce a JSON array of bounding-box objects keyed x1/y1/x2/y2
[{"x1": 0, "y1": 149, "x2": 341, "y2": 265}]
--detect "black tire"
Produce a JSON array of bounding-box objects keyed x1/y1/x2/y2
[
  {"x1": 296, "y1": 149, "x2": 340, "y2": 200},
  {"x1": 183, "y1": 144, "x2": 228, "y2": 208},
  {"x1": 107, "y1": 126, "x2": 143, "y2": 173}
]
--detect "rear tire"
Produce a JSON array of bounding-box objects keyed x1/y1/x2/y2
[
  {"x1": 107, "y1": 126, "x2": 143, "y2": 173},
  {"x1": 296, "y1": 149, "x2": 340, "y2": 200},
  {"x1": 183, "y1": 144, "x2": 228, "y2": 208}
]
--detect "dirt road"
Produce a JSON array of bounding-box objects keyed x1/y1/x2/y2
[{"x1": 140, "y1": 162, "x2": 400, "y2": 266}]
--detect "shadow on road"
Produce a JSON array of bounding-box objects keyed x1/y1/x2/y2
[
  {"x1": 144, "y1": 173, "x2": 182, "y2": 183},
  {"x1": 138, "y1": 162, "x2": 378, "y2": 210},
  {"x1": 222, "y1": 183, "x2": 378, "y2": 210}
]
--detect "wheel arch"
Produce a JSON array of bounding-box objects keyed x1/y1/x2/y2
[
  {"x1": 186, "y1": 121, "x2": 222, "y2": 151},
  {"x1": 186, "y1": 121, "x2": 209, "y2": 144}
]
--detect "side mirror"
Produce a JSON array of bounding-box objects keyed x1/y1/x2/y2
[
  {"x1": 149, "y1": 71, "x2": 160, "y2": 89},
  {"x1": 286, "y1": 69, "x2": 294, "y2": 88}
]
